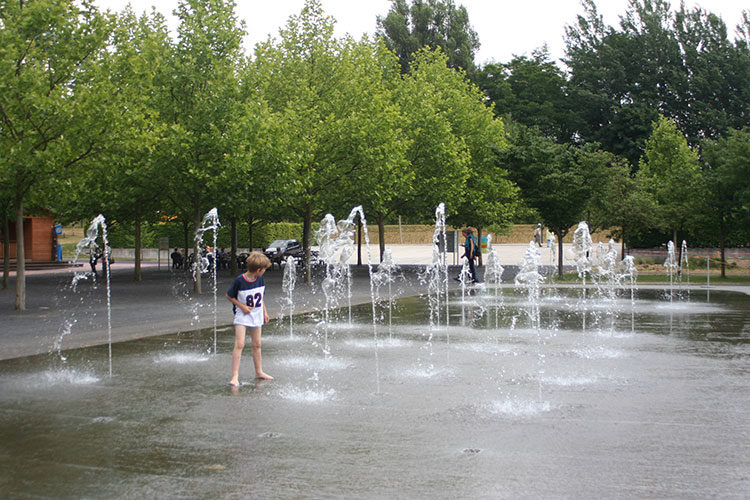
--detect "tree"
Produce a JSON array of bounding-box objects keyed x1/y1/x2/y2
[
  {"x1": 637, "y1": 115, "x2": 705, "y2": 246},
  {"x1": 419, "y1": 52, "x2": 517, "y2": 260},
  {"x1": 674, "y1": 6, "x2": 750, "y2": 142},
  {"x1": 156, "y1": 0, "x2": 246, "y2": 293},
  {"x1": 219, "y1": 59, "x2": 281, "y2": 273},
  {"x1": 0, "y1": 0, "x2": 115, "y2": 310},
  {"x1": 475, "y1": 47, "x2": 576, "y2": 143},
  {"x1": 700, "y1": 128, "x2": 750, "y2": 276},
  {"x1": 585, "y1": 153, "x2": 657, "y2": 256},
  {"x1": 498, "y1": 123, "x2": 595, "y2": 276},
  {"x1": 58, "y1": 7, "x2": 172, "y2": 282},
  {"x1": 564, "y1": 1, "x2": 750, "y2": 164},
  {"x1": 376, "y1": 0, "x2": 479, "y2": 75},
  {"x1": 565, "y1": 0, "x2": 685, "y2": 166},
  {"x1": 253, "y1": 0, "x2": 410, "y2": 280},
  {"x1": 321, "y1": 39, "x2": 412, "y2": 263},
  {"x1": 393, "y1": 49, "x2": 471, "y2": 227}
]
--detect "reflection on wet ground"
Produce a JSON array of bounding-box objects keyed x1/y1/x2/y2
[{"x1": 0, "y1": 289, "x2": 748, "y2": 498}]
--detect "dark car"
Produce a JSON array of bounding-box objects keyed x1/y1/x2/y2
[{"x1": 264, "y1": 239, "x2": 302, "y2": 267}]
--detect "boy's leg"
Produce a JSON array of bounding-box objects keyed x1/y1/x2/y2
[
  {"x1": 229, "y1": 324, "x2": 246, "y2": 386},
  {"x1": 249, "y1": 327, "x2": 273, "y2": 380}
]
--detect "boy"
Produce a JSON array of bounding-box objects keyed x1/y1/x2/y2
[{"x1": 226, "y1": 251, "x2": 273, "y2": 386}]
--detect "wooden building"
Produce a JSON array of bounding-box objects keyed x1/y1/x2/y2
[{"x1": 0, "y1": 215, "x2": 56, "y2": 262}]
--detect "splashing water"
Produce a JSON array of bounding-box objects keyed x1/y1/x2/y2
[
  {"x1": 315, "y1": 207, "x2": 376, "y2": 344},
  {"x1": 484, "y1": 234, "x2": 505, "y2": 329},
  {"x1": 621, "y1": 255, "x2": 638, "y2": 333},
  {"x1": 193, "y1": 208, "x2": 220, "y2": 354},
  {"x1": 570, "y1": 221, "x2": 594, "y2": 330},
  {"x1": 514, "y1": 241, "x2": 545, "y2": 401},
  {"x1": 419, "y1": 203, "x2": 449, "y2": 330},
  {"x1": 282, "y1": 255, "x2": 297, "y2": 337},
  {"x1": 589, "y1": 240, "x2": 618, "y2": 332},
  {"x1": 315, "y1": 206, "x2": 378, "y2": 389},
  {"x1": 68, "y1": 215, "x2": 113, "y2": 377},
  {"x1": 372, "y1": 249, "x2": 400, "y2": 338},
  {"x1": 680, "y1": 240, "x2": 690, "y2": 301},
  {"x1": 571, "y1": 222, "x2": 594, "y2": 283},
  {"x1": 664, "y1": 241, "x2": 678, "y2": 304}
]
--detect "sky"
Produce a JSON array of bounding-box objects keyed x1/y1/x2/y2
[{"x1": 93, "y1": 0, "x2": 748, "y2": 66}]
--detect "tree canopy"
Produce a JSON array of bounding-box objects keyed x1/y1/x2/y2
[{"x1": 376, "y1": 0, "x2": 479, "y2": 74}]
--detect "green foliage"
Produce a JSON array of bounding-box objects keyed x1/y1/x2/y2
[
  {"x1": 564, "y1": 0, "x2": 750, "y2": 164},
  {"x1": 637, "y1": 115, "x2": 705, "y2": 238},
  {"x1": 474, "y1": 48, "x2": 575, "y2": 142},
  {"x1": 157, "y1": 0, "x2": 247, "y2": 230},
  {"x1": 107, "y1": 219, "x2": 310, "y2": 251},
  {"x1": 1, "y1": 0, "x2": 116, "y2": 307},
  {"x1": 697, "y1": 127, "x2": 750, "y2": 247},
  {"x1": 376, "y1": 0, "x2": 479, "y2": 74}
]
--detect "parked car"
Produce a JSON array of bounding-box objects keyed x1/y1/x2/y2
[{"x1": 264, "y1": 239, "x2": 302, "y2": 267}]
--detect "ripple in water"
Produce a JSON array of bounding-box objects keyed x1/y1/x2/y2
[
  {"x1": 404, "y1": 364, "x2": 453, "y2": 379},
  {"x1": 276, "y1": 355, "x2": 350, "y2": 371},
  {"x1": 344, "y1": 337, "x2": 413, "y2": 349},
  {"x1": 540, "y1": 374, "x2": 599, "y2": 386},
  {"x1": 458, "y1": 342, "x2": 515, "y2": 355},
  {"x1": 38, "y1": 368, "x2": 100, "y2": 386},
  {"x1": 277, "y1": 384, "x2": 336, "y2": 403},
  {"x1": 155, "y1": 352, "x2": 210, "y2": 364},
  {"x1": 489, "y1": 398, "x2": 552, "y2": 417},
  {"x1": 570, "y1": 347, "x2": 624, "y2": 359}
]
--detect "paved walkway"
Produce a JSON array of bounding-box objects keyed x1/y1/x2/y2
[{"x1": 1, "y1": 244, "x2": 746, "y2": 361}]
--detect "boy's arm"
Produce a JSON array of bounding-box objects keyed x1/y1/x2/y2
[
  {"x1": 226, "y1": 294, "x2": 251, "y2": 314},
  {"x1": 263, "y1": 302, "x2": 269, "y2": 324}
]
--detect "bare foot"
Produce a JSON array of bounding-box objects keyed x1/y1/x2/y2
[
  {"x1": 255, "y1": 372, "x2": 274, "y2": 380},
  {"x1": 228, "y1": 379, "x2": 240, "y2": 387}
]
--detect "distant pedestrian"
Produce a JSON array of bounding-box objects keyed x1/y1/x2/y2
[
  {"x1": 456, "y1": 228, "x2": 480, "y2": 283},
  {"x1": 171, "y1": 248, "x2": 183, "y2": 269},
  {"x1": 89, "y1": 244, "x2": 102, "y2": 275},
  {"x1": 226, "y1": 251, "x2": 273, "y2": 386},
  {"x1": 534, "y1": 224, "x2": 542, "y2": 247}
]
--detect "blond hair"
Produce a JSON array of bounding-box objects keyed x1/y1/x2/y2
[{"x1": 245, "y1": 251, "x2": 271, "y2": 272}]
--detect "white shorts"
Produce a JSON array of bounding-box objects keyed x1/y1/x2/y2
[{"x1": 233, "y1": 309, "x2": 263, "y2": 328}]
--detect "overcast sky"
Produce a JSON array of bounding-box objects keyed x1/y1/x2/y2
[{"x1": 93, "y1": 0, "x2": 748, "y2": 65}]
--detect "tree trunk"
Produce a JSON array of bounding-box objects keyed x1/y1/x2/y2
[
  {"x1": 303, "y1": 203, "x2": 312, "y2": 284},
  {"x1": 378, "y1": 213, "x2": 386, "y2": 263},
  {"x1": 247, "y1": 218, "x2": 254, "y2": 251},
  {"x1": 557, "y1": 231, "x2": 564, "y2": 277},
  {"x1": 15, "y1": 195, "x2": 25, "y2": 311},
  {"x1": 3, "y1": 215, "x2": 9, "y2": 290},
  {"x1": 134, "y1": 204, "x2": 142, "y2": 282},
  {"x1": 230, "y1": 217, "x2": 238, "y2": 275},
  {"x1": 183, "y1": 219, "x2": 189, "y2": 271},
  {"x1": 193, "y1": 203, "x2": 202, "y2": 294},
  {"x1": 720, "y1": 219, "x2": 726, "y2": 278}
]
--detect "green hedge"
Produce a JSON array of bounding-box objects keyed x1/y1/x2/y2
[{"x1": 105, "y1": 219, "x2": 313, "y2": 251}]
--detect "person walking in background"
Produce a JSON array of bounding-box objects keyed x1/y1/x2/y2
[
  {"x1": 534, "y1": 224, "x2": 542, "y2": 247},
  {"x1": 171, "y1": 248, "x2": 183, "y2": 269},
  {"x1": 457, "y1": 228, "x2": 481, "y2": 283}
]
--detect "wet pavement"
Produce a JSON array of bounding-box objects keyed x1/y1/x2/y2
[
  {"x1": 0, "y1": 285, "x2": 748, "y2": 499},
  {"x1": 0, "y1": 243, "x2": 746, "y2": 362}
]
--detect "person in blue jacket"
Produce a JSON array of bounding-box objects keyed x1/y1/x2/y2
[{"x1": 459, "y1": 228, "x2": 481, "y2": 283}]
